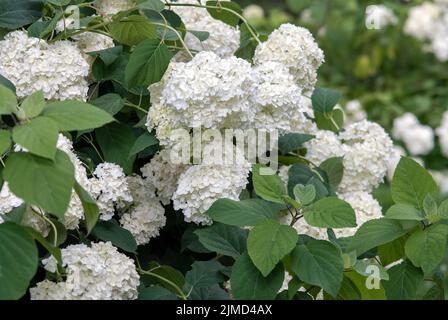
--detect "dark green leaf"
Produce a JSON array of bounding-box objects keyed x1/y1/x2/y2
[
  {"x1": 74, "y1": 182, "x2": 99, "y2": 235},
  {"x1": 110, "y1": 15, "x2": 156, "y2": 46},
  {"x1": 91, "y1": 93, "x2": 125, "y2": 116},
  {"x1": 206, "y1": 0, "x2": 242, "y2": 27},
  {"x1": 91, "y1": 220, "x2": 137, "y2": 253},
  {"x1": 0, "y1": 0, "x2": 43, "y2": 29},
  {"x1": 129, "y1": 132, "x2": 158, "y2": 156},
  {"x1": 195, "y1": 223, "x2": 247, "y2": 258},
  {"x1": 278, "y1": 133, "x2": 314, "y2": 155},
  {"x1": 311, "y1": 87, "x2": 342, "y2": 114},
  {"x1": 383, "y1": 260, "x2": 423, "y2": 300},
  {"x1": 139, "y1": 286, "x2": 177, "y2": 300}
]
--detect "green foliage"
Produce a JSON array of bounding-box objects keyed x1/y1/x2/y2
[
  {"x1": 252, "y1": 164, "x2": 286, "y2": 204},
  {"x1": 0, "y1": 84, "x2": 18, "y2": 115},
  {"x1": 195, "y1": 223, "x2": 247, "y2": 258},
  {"x1": 206, "y1": 1, "x2": 242, "y2": 27},
  {"x1": 304, "y1": 197, "x2": 356, "y2": 228},
  {"x1": 110, "y1": 15, "x2": 157, "y2": 46},
  {"x1": 91, "y1": 220, "x2": 138, "y2": 253},
  {"x1": 0, "y1": 0, "x2": 43, "y2": 29}
]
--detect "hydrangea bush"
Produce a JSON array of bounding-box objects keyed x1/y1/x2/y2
[{"x1": 0, "y1": 0, "x2": 447, "y2": 300}]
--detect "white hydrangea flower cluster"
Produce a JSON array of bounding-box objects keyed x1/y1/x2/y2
[
  {"x1": 253, "y1": 23, "x2": 325, "y2": 93},
  {"x1": 436, "y1": 111, "x2": 448, "y2": 157},
  {"x1": 344, "y1": 100, "x2": 367, "y2": 124},
  {"x1": 365, "y1": 4, "x2": 398, "y2": 29},
  {"x1": 172, "y1": 0, "x2": 240, "y2": 60},
  {"x1": 30, "y1": 242, "x2": 140, "y2": 300},
  {"x1": 73, "y1": 32, "x2": 115, "y2": 57},
  {"x1": 0, "y1": 182, "x2": 23, "y2": 217},
  {"x1": 404, "y1": 1, "x2": 448, "y2": 62},
  {"x1": 119, "y1": 175, "x2": 166, "y2": 245},
  {"x1": 392, "y1": 112, "x2": 434, "y2": 156},
  {"x1": 0, "y1": 31, "x2": 89, "y2": 101},
  {"x1": 94, "y1": 0, "x2": 135, "y2": 16}
]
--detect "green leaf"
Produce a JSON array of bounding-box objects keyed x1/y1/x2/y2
[
  {"x1": 438, "y1": 199, "x2": 448, "y2": 220},
  {"x1": 206, "y1": 0, "x2": 242, "y2": 27},
  {"x1": 293, "y1": 184, "x2": 316, "y2": 205},
  {"x1": 110, "y1": 15, "x2": 156, "y2": 46},
  {"x1": 195, "y1": 223, "x2": 247, "y2": 258},
  {"x1": 125, "y1": 39, "x2": 173, "y2": 88},
  {"x1": 383, "y1": 260, "x2": 423, "y2": 300},
  {"x1": 12, "y1": 117, "x2": 59, "y2": 160},
  {"x1": 314, "y1": 108, "x2": 344, "y2": 132},
  {"x1": 129, "y1": 132, "x2": 158, "y2": 156},
  {"x1": 378, "y1": 237, "x2": 406, "y2": 266},
  {"x1": 319, "y1": 157, "x2": 344, "y2": 189},
  {"x1": 348, "y1": 219, "x2": 410, "y2": 256},
  {"x1": 96, "y1": 122, "x2": 136, "y2": 174},
  {"x1": 344, "y1": 270, "x2": 386, "y2": 300},
  {"x1": 304, "y1": 197, "x2": 356, "y2": 228},
  {"x1": 247, "y1": 219, "x2": 298, "y2": 276},
  {"x1": 354, "y1": 259, "x2": 389, "y2": 280},
  {"x1": 43, "y1": 101, "x2": 115, "y2": 131},
  {"x1": 2, "y1": 204, "x2": 26, "y2": 224},
  {"x1": 145, "y1": 261, "x2": 185, "y2": 290},
  {"x1": 3, "y1": 150, "x2": 75, "y2": 218},
  {"x1": 189, "y1": 30, "x2": 210, "y2": 41},
  {"x1": 91, "y1": 93, "x2": 125, "y2": 116},
  {"x1": 74, "y1": 182, "x2": 99, "y2": 235},
  {"x1": 311, "y1": 87, "x2": 342, "y2": 114},
  {"x1": 0, "y1": 222, "x2": 38, "y2": 300},
  {"x1": 404, "y1": 224, "x2": 448, "y2": 275},
  {"x1": 287, "y1": 163, "x2": 330, "y2": 200},
  {"x1": 46, "y1": 0, "x2": 71, "y2": 6},
  {"x1": 385, "y1": 204, "x2": 425, "y2": 221},
  {"x1": 183, "y1": 261, "x2": 224, "y2": 294},
  {"x1": 0, "y1": 0, "x2": 43, "y2": 29},
  {"x1": 25, "y1": 226, "x2": 62, "y2": 266},
  {"x1": 139, "y1": 286, "x2": 177, "y2": 300},
  {"x1": 391, "y1": 157, "x2": 438, "y2": 211},
  {"x1": 91, "y1": 220, "x2": 137, "y2": 253},
  {"x1": 207, "y1": 198, "x2": 282, "y2": 226},
  {"x1": 137, "y1": 0, "x2": 165, "y2": 12},
  {"x1": 290, "y1": 237, "x2": 344, "y2": 297},
  {"x1": 88, "y1": 46, "x2": 123, "y2": 66},
  {"x1": 20, "y1": 90, "x2": 45, "y2": 119},
  {"x1": 230, "y1": 252, "x2": 284, "y2": 300},
  {"x1": 0, "y1": 74, "x2": 16, "y2": 92},
  {"x1": 0, "y1": 129, "x2": 11, "y2": 155},
  {"x1": 0, "y1": 84, "x2": 17, "y2": 115},
  {"x1": 252, "y1": 164, "x2": 286, "y2": 204},
  {"x1": 278, "y1": 133, "x2": 314, "y2": 155}
]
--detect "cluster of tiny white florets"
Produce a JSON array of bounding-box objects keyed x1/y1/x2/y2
[
  {"x1": 404, "y1": 1, "x2": 448, "y2": 62},
  {"x1": 119, "y1": 175, "x2": 166, "y2": 245},
  {"x1": 30, "y1": 242, "x2": 140, "y2": 300},
  {"x1": 304, "y1": 130, "x2": 344, "y2": 166},
  {"x1": 0, "y1": 31, "x2": 90, "y2": 101},
  {"x1": 0, "y1": 182, "x2": 23, "y2": 218},
  {"x1": 94, "y1": 0, "x2": 135, "y2": 16},
  {"x1": 436, "y1": 111, "x2": 448, "y2": 157},
  {"x1": 365, "y1": 4, "x2": 398, "y2": 29},
  {"x1": 253, "y1": 23, "x2": 325, "y2": 93},
  {"x1": 343, "y1": 100, "x2": 367, "y2": 124},
  {"x1": 73, "y1": 32, "x2": 115, "y2": 56},
  {"x1": 89, "y1": 163, "x2": 133, "y2": 221},
  {"x1": 392, "y1": 112, "x2": 434, "y2": 156},
  {"x1": 172, "y1": 0, "x2": 240, "y2": 60}
]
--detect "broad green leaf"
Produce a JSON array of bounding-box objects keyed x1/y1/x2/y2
[
  {"x1": 385, "y1": 204, "x2": 425, "y2": 221},
  {"x1": 404, "y1": 224, "x2": 448, "y2": 275},
  {"x1": 139, "y1": 286, "x2": 177, "y2": 300},
  {"x1": 183, "y1": 261, "x2": 225, "y2": 294},
  {"x1": 0, "y1": 129, "x2": 11, "y2": 155},
  {"x1": 304, "y1": 197, "x2": 356, "y2": 228},
  {"x1": 383, "y1": 260, "x2": 423, "y2": 300},
  {"x1": 12, "y1": 117, "x2": 59, "y2": 160},
  {"x1": 145, "y1": 261, "x2": 185, "y2": 290},
  {"x1": 0, "y1": 0, "x2": 43, "y2": 29},
  {"x1": 43, "y1": 101, "x2": 115, "y2": 131},
  {"x1": 319, "y1": 157, "x2": 344, "y2": 188},
  {"x1": 46, "y1": 0, "x2": 71, "y2": 5},
  {"x1": 287, "y1": 163, "x2": 330, "y2": 200},
  {"x1": 92, "y1": 54, "x2": 128, "y2": 83},
  {"x1": 129, "y1": 132, "x2": 158, "y2": 156},
  {"x1": 252, "y1": 164, "x2": 286, "y2": 204},
  {"x1": 181, "y1": 226, "x2": 212, "y2": 253},
  {"x1": 46, "y1": 218, "x2": 67, "y2": 247},
  {"x1": 230, "y1": 252, "x2": 284, "y2": 300},
  {"x1": 195, "y1": 223, "x2": 247, "y2": 258},
  {"x1": 189, "y1": 284, "x2": 229, "y2": 300},
  {"x1": 391, "y1": 157, "x2": 438, "y2": 211},
  {"x1": 137, "y1": 0, "x2": 165, "y2": 12},
  {"x1": 206, "y1": 0, "x2": 242, "y2": 27},
  {"x1": 0, "y1": 222, "x2": 38, "y2": 300},
  {"x1": 348, "y1": 219, "x2": 410, "y2": 256},
  {"x1": 91, "y1": 220, "x2": 137, "y2": 253},
  {"x1": 311, "y1": 87, "x2": 342, "y2": 114},
  {"x1": 2, "y1": 204, "x2": 25, "y2": 224},
  {"x1": 0, "y1": 84, "x2": 17, "y2": 115},
  {"x1": 247, "y1": 219, "x2": 298, "y2": 276},
  {"x1": 378, "y1": 236, "x2": 406, "y2": 266},
  {"x1": 206, "y1": 198, "x2": 282, "y2": 226},
  {"x1": 74, "y1": 182, "x2": 99, "y2": 235},
  {"x1": 189, "y1": 30, "x2": 210, "y2": 41},
  {"x1": 125, "y1": 39, "x2": 173, "y2": 88},
  {"x1": 344, "y1": 270, "x2": 386, "y2": 300},
  {"x1": 88, "y1": 46, "x2": 123, "y2": 66},
  {"x1": 91, "y1": 93, "x2": 125, "y2": 116},
  {"x1": 278, "y1": 133, "x2": 314, "y2": 155},
  {"x1": 423, "y1": 194, "x2": 440, "y2": 222},
  {"x1": 3, "y1": 150, "x2": 75, "y2": 218},
  {"x1": 95, "y1": 122, "x2": 136, "y2": 174},
  {"x1": 314, "y1": 108, "x2": 344, "y2": 132},
  {"x1": 110, "y1": 15, "x2": 156, "y2": 46},
  {"x1": 290, "y1": 237, "x2": 344, "y2": 297},
  {"x1": 354, "y1": 259, "x2": 389, "y2": 280},
  {"x1": 19, "y1": 90, "x2": 45, "y2": 119},
  {"x1": 438, "y1": 198, "x2": 448, "y2": 219},
  {"x1": 293, "y1": 184, "x2": 316, "y2": 205},
  {"x1": 0, "y1": 74, "x2": 15, "y2": 92},
  {"x1": 25, "y1": 226, "x2": 62, "y2": 265}
]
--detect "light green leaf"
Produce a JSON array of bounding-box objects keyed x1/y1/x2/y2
[
  {"x1": 74, "y1": 182, "x2": 99, "y2": 235},
  {"x1": 0, "y1": 129, "x2": 11, "y2": 155},
  {"x1": 304, "y1": 197, "x2": 356, "y2": 228},
  {"x1": 110, "y1": 15, "x2": 156, "y2": 46},
  {"x1": 385, "y1": 204, "x2": 425, "y2": 221},
  {"x1": 12, "y1": 117, "x2": 59, "y2": 160},
  {"x1": 290, "y1": 237, "x2": 344, "y2": 297},
  {"x1": 0, "y1": 222, "x2": 38, "y2": 300},
  {"x1": 0, "y1": 84, "x2": 17, "y2": 115},
  {"x1": 293, "y1": 184, "x2": 316, "y2": 205},
  {"x1": 195, "y1": 223, "x2": 247, "y2": 258},
  {"x1": 230, "y1": 252, "x2": 284, "y2": 300},
  {"x1": 404, "y1": 224, "x2": 448, "y2": 275},
  {"x1": 206, "y1": 198, "x2": 282, "y2": 226},
  {"x1": 3, "y1": 150, "x2": 75, "y2": 218},
  {"x1": 391, "y1": 157, "x2": 438, "y2": 211},
  {"x1": 125, "y1": 39, "x2": 173, "y2": 88},
  {"x1": 247, "y1": 219, "x2": 298, "y2": 276},
  {"x1": 91, "y1": 220, "x2": 137, "y2": 253},
  {"x1": 43, "y1": 100, "x2": 115, "y2": 131},
  {"x1": 252, "y1": 164, "x2": 286, "y2": 204},
  {"x1": 383, "y1": 260, "x2": 423, "y2": 300},
  {"x1": 20, "y1": 90, "x2": 45, "y2": 119},
  {"x1": 438, "y1": 198, "x2": 448, "y2": 220}
]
